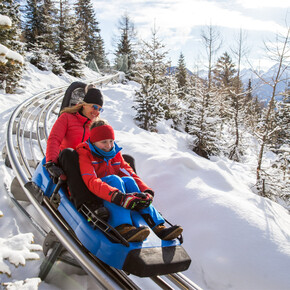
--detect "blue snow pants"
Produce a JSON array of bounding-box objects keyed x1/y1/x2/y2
[{"x1": 101, "y1": 175, "x2": 165, "y2": 228}]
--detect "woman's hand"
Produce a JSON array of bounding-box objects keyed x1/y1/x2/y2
[{"x1": 44, "y1": 161, "x2": 65, "y2": 183}]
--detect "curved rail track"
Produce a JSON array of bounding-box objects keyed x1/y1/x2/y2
[{"x1": 5, "y1": 74, "x2": 202, "y2": 290}]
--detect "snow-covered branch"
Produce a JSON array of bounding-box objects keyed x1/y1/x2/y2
[
  {"x1": 0, "y1": 14, "x2": 24, "y2": 65},
  {"x1": 0, "y1": 14, "x2": 11, "y2": 28},
  {"x1": 0, "y1": 43, "x2": 24, "y2": 65}
]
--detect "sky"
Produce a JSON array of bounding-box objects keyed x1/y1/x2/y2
[
  {"x1": 91, "y1": 0, "x2": 290, "y2": 71},
  {"x1": 0, "y1": 62, "x2": 290, "y2": 289}
]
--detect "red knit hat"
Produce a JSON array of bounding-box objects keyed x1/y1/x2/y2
[{"x1": 90, "y1": 125, "x2": 115, "y2": 143}]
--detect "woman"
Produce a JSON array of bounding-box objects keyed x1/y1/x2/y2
[
  {"x1": 76, "y1": 119, "x2": 183, "y2": 242},
  {"x1": 45, "y1": 86, "x2": 104, "y2": 208}
]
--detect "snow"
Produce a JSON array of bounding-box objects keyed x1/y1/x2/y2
[
  {"x1": 3, "y1": 278, "x2": 41, "y2": 290},
  {"x1": 5, "y1": 49, "x2": 24, "y2": 64},
  {"x1": 0, "y1": 63, "x2": 290, "y2": 290},
  {"x1": 0, "y1": 43, "x2": 9, "y2": 64},
  {"x1": 0, "y1": 233, "x2": 42, "y2": 276},
  {"x1": 0, "y1": 15, "x2": 11, "y2": 27},
  {"x1": 0, "y1": 15, "x2": 24, "y2": 65}
]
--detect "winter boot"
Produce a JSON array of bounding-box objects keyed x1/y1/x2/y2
[
  {"x1": 153, "y1": 224, "x2": 183, "y2": 240},
  {"x1": 115, "y1": 224, "x2": 150, "y2": 242}
]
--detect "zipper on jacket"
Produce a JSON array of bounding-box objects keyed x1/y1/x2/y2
[
  {"x1": 104, "y1": 159, "x2": 109, "y2": 176},
  {"x1": 82, "y1": 119, "x2": 90, "y2": 142}
]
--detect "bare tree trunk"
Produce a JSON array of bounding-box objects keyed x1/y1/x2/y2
[
  {"x1": 229, "y1": 29, "x2": 248, "y2": 161},
  {"x1": 256, "y1": 27, "x2": 290, "y2": 183},
  {"x1": 256, "y1": 90, "x2": 276, "y2": 180},
  {"x1": 201, "y1": 24, "x2": 222, "y2": 90}
]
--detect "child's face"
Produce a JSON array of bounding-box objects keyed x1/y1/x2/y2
[{"x1": 94, "y1": 139, "x2": 114, "y2": 152}]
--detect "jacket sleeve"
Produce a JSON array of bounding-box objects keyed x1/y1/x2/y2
[
  {"x1": 77, "y1": 146, "x2": 118, "y2": 202},
  {"x1": 118, "y1": 153, "x2": 153, "y2": 193},
  {"x1": 46, "y1": 113, "x2": 68, "y2": 163}
]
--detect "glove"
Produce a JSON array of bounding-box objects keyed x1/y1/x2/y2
[
  {"x1": 135, "y1": 192, "x2": 153, "y2": 210},
  {"x1": 112, "y1": 191, "x2": 152, "y2": 210},
  {"x1": 44, "y1": 161, "x2": 65, "y2": 184},
  {"x1": 144, "y1": 189, "x2": 154, "y2": 197}
]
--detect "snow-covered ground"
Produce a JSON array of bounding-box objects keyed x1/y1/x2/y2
[{"x1": 0, "y1": 64, "x2": 290, "y2": 290}]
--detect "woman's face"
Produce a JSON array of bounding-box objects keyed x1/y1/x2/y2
[
  {"x1": 94, "y1": 139, "x2": 114, "y2": 152},
  {"x1": 82, "y1": 104, "x2": 103, "y2": 120}
]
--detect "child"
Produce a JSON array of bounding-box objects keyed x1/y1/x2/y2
[{"x1": 76, "y1": 119, "x2": 183, "y2": 242}]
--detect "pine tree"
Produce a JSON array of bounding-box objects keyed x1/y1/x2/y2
[
  {"x1": 244, "y1": 79, "x2": 253, "y2": 104},
  {"x1": 74, "y1": 0, "x2": 106, "y2": 69},
  {"x1": 212, "y1": 52, "x2": 236, "y2": 135},
  {"x1": 244, "y1": 79, "x2": 263, "y2": 130},
  {"x1": 0, "y1": 0, "x2": 24, "y2": 93},
  {"x1": 212, "y1": 51, "x2": 249, "y2": 160},
  {"x1": 175, "y1": 52, "x2": 187, "y2": 98},
  {"x1": 185, "y1": 76, "x2": 219, "y2": 158},
  {"x1": 133, "y1": 76, "x2": 163, "y2": 131},
  {"x1": 28, "y1": 0, "x2": 64, "y2": 74},
  {"x1": 213, "y1": 52, "x2": 236, "y2": 88},
  {"x1": 58, "y1": 0, "x2": 86, "y2": 77},
  {"x1": 114, "y1": 13, "x2": 137, "y2": 77},
  {"x1": 227, "y1": 85, "x2": 246, "y2": 162},
  {"x1": 276, "y1": 84, "x2": 290, "y2": 148},
  {"x1": 162, "y1": 72, "x2": 180, "y2": 124},
  {"x1": 133, "y1": 26, "x2": 169, "y2": 131},
  {"x1": 268, "y1": 85, "x2": 290, "y2": 206},
  {"x1": 23, "y1": 0, "x2": 41, "y2": 50}
]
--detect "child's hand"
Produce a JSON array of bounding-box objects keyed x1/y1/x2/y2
[
  {"x1": 112, "y1": 191, "x2": 152, "y2": 210},
  {"x1": 135, "y1": 192, "x2": 153, "y2": 210},
  {"x1": 144, "y1": 189, "x2": 154, "y2": 197}
]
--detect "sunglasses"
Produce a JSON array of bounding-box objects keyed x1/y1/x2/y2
[{"x1": 92, "y1": 104, "x2": 104, "y2": 113}]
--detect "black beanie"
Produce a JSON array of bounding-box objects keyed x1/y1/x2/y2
[{"x1": 83, "y1": 88, "x2": 103, "y2": 107}]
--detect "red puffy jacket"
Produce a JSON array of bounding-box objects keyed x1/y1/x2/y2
[
  {"x1": 46, "y1": 112, "x2": 91, "y2": 163},
  {"x1": 76, "y1": 141, "x2": 152, "y2": 202}
]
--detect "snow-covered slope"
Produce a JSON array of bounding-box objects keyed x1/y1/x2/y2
[{"x1": 0, "y1": 63, "x2": 289, "y2": 290}]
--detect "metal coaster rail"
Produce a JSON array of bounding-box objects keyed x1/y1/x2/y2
[{"x1": 5, "y1": 73, "x2": 202, "y2": 290}]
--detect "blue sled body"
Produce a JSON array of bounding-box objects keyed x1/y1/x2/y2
[{"x1": 29, "y1": 158, "x2": 191, "y2": 277}]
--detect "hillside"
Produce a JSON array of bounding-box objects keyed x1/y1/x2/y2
[{"x1": 0, "y1": 63, "x2": 289, "y2": 290}]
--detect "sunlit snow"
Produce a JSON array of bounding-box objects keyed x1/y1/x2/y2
[{"x1": 0, "y1": 63, "x2": 289, "y2": 290}]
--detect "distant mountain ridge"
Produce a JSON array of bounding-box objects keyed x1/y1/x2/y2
[
  {"x1": 168, "y1": 64, "x2": 289, "y2": 103},
  {"x1": 167, "y1": 66, "x2": 194, "y2": 76},
  {"x1": 240, "y1": 64, "x2": 289, "y2": 103}
]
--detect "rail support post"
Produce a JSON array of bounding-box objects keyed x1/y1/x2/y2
[{"x1": 39, "y1": 240, "x2": 63, "y2": 280}]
